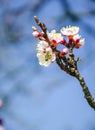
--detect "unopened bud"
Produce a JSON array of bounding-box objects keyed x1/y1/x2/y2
[
  {"x1": 32, "y1": 26, "x2": 37, "y2": 31},
  {"x1": 60, "y1": 39, "x2": 66, "y2": 45},
  {"x1": 60, "y1": 48, "x2": 68, "y2": 57},
  {"x1": 75, "y1": 39, "x2": 85, "y2": 48},
  {"x1": 32, "y1": 31, "x2": 42, "y2": 38}
]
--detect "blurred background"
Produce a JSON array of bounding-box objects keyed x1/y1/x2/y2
[{"x1": 0, "y1": 0, "x2": 95, "y2": 130}]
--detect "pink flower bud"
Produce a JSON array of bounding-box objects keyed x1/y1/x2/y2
[
  {"x1": 72, "y1": 39, "x2": 80, "y2": 44},
  {"x1": 72, "y1": 34, "x2": 81, "y2": 44},
  {"x1": 32, "y1": 31, "x2": 42, "y2": 38},
  {"x1": 60, "y1": 48, "x2": 68, "y2": 57},
  {"x1": 75, "y1": 39, "x2": 85, "y2": 48}
]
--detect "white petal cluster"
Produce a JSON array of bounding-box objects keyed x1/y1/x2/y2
[
  {"x1": 60, "y1": 26, "x2": 84, "y2": 48},
  {"x1": 48, "y1": 30, "x2": 63, "y2": 43},
  {"x1": 36, "y1": 41, "x2": 56, "y2": 66},
  {"x1": 61, "y1": 26, "x2": 79, "y2": 36}
]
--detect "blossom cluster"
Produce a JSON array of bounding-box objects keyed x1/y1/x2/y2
[{"x1": 32, "y1": 26, "x2": 85, "y2": 67}]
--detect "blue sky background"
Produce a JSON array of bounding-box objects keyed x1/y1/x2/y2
[{"x1": 0, "y1": 0, "x2": 95, "y2": 130}]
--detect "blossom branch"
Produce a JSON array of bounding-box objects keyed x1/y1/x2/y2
[
  {"x1": 33, "y1": 16, "x2": 55, "y2": 50},
  {"x1": 32, "y1": 16, "x2": 95, "y2": 110}
]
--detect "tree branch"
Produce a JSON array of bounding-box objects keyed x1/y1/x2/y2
[{"x1": 32, "y1": 16, "x2": 95, "y2": 110}]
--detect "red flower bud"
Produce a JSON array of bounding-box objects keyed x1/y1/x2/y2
[
  {"x1": 51, "y1": 40, "x2": 58, "y2": 47},
  {"x1": 60, "y1": 39, "x2": 66, "y2": 45}
]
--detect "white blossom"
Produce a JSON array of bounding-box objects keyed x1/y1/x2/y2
[
  {"x1": 61, "y1": 26, "x2": 79, "y2": 36},
  {"x1": 36, "y1": 41, "x2": 56, "y2": 66},
  {"x1": 47, "y1": 30, "x2": 64, "y2": 45}
]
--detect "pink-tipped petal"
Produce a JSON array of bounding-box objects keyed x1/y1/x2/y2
[{"x1": 60, "y1": 48, "x2": 68, "y2": 56}]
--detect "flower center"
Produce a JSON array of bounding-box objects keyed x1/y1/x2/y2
[
  {"x1": 45, "y1": 51, "x2": 52, "y2": 61},
  {"x1": 53, "y1": 33, "x2": 60, "y2": 38}
]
